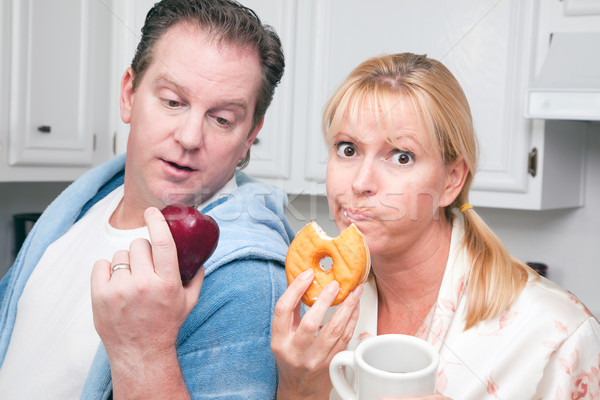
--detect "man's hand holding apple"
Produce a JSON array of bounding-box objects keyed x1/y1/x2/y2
[{"x1": 90, "y1": 206, "x2": 204, "y2": 396}]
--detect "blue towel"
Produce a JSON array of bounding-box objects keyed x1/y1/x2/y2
[{"x1": 0, "y1": 154, "x2": 295, "y2": 399}]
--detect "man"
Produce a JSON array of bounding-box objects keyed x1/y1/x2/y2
[{"x1": 0, "y1": 1, "x2": 292, "y2": 398}]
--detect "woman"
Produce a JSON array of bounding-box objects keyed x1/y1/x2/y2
[{"x1": 271, "y1": 53, "x2": 600, "y2": 399}]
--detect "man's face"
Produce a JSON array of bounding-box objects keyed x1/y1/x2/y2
[{"x1": 120, "y1": 22, "x2": 263, "y2": 210}]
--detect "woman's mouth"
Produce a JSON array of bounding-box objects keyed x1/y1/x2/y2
[{"x1": 343, "y1": 209, "x2": 373, "y2": 222}]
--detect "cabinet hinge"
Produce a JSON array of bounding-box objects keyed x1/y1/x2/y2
[{"x1": 528, "y1": 147, "x2": 538, "y2": 177}]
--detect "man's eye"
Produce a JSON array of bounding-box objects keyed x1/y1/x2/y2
[
  {"x1": 336, "y1": 142, "x2": 356, "y2": 158},
  {"x1": 391, "y1": 150, "x2": 414, "y2": 165},
  {"x1": 166, "y1": 99, "x2": 182, "y2": 108},
  {"x1": 216, "y1": 116, "x2": 230, "y2": 126}
]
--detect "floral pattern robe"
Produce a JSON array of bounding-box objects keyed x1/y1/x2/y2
[{"x1": 333, "y1": 221, "x2": 600, "y2": 400}]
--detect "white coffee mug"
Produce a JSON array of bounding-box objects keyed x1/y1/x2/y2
[{"x1": 329, "y1": 334, "x2": 439, "y2": 400}]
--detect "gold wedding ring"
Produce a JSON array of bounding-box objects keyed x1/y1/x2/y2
[{"x1": 111, "y1": 263, "x2": 131, "y2": 273}]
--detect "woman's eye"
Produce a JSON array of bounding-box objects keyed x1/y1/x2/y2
[
  {"x1": 336, "y1": 142, "x2": 356, "y2": 158},
  {"x1": 391, "y1": 150, "x2": 414, "y2": 165}
]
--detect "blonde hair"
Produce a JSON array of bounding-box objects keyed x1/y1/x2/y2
[{"x1": 323, "y1": 53, "x2": 533, "y2": 330}]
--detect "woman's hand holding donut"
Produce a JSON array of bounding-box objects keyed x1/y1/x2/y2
[{"x1": 271, "y1": 268, "x2": 363, "y2": 400}]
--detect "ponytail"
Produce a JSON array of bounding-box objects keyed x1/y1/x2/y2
[{"x1": 459, "y1": 207, "x2": 534, "y2": 330}]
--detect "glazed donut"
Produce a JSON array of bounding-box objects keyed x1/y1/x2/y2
[{"x1": 285, "y1": 222, "x2": 370, "y2": 306}]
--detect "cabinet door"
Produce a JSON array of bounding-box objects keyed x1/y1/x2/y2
[
  {"x1": 303, "y1": 0, "x2": 533, "y2": 194},
  {"x1": 237, "y1": 0, "x2": 296, "y2": 180},
  {"x1": 108, "y1": 0, "x2": 153, "y2": 156},
  {"x1": 8, "y1": 0, "x2": 93, "y2": 166}
]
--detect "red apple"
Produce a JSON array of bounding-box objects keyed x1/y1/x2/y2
[{"x1": 161, "y1": 203, "x2": 220, "y2": 281}]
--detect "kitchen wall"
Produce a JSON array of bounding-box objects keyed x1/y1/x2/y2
[
  {"x1": 1, "y1": 124, "x2": 598, "y2": 318},
  {"x1": 285, "y1": 122, "x2": 600, "y2": 318},
  {"x1": 0, "y1": 181, "x2": 70, "y2": 272}
]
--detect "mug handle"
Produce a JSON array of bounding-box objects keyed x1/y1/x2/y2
[{"x1": 329, "y1": 350, "x2": 356, "y2": 400}]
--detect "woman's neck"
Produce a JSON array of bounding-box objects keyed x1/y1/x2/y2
[{"x1": 374, "y1": 221, "x2": 453, "y2": 335}]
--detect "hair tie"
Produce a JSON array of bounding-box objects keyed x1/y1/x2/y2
[{"x1": 459, "y1": 204, "x2": 473, "y2": 213}]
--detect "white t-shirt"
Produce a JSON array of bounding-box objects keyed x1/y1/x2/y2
[
  {"x1": 0, "y1": 177, "x2": 237, "y2": 399},
  {"x1": 0, "y1": 185, "x2": 147, "y2": 399}
]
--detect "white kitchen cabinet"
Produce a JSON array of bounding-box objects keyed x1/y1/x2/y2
[
  {"x1": 247, "y1": 0, "x2": 591, "y2": 210},
  {"x1": 108, "y1": 0, "x2": 151, "y2": 157},
  {"x1": 224, "y1": 0, "x2": 297, "y2": 181},
  {"x1": 0, "y1": 0, "x2": 113, "y2": 181},
  {"x1": 106, "y1": 0, "x2": 592, "y2": 210}
]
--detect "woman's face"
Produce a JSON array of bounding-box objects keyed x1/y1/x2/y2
[{"x1": 326, "y1": 100, "x2": 463, "y2": 259}]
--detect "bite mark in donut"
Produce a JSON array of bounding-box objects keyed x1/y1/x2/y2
[{"x1": 285, "y1": 222, "x2": 370, "y2": 306}]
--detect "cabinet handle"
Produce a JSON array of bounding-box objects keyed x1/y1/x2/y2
[
  {"x1": 37, "y1": 125, "x2": 51, "y2": 133},
  {"x1": 528, "y1": 147, "x2": 537, "y2": 177}
]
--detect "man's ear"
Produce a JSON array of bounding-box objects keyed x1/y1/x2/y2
[
  {"x1": 120, "y1": 67, "x2": 135, "y2": 124},
  {"x1": 243, "y1": 116, "x2": 264, "y2": 153},
  {"x1": 440, "y1": 157, "x2": 469, "y2": 207}
]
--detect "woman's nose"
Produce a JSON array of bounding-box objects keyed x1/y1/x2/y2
[
  {"x1": 173, "y1": 113, "x2": 205, "y2": 151},
  {"x1": 351, "y1": 160, "x2": 377, "y2": 196}
]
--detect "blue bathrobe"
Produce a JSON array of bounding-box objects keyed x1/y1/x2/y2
[{"x1": 0, "y1": 154, "x2": 295, "y2": 399}]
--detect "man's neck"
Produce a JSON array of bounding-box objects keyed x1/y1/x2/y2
[{"x1": 109, "y1": 173, "x2": 239, "y2": 230}]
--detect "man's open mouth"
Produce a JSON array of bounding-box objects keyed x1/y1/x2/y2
[{"x1": 167, "y1": 161, "x2": 193, "y2": 171}]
